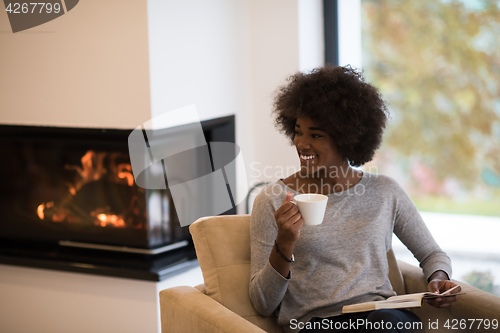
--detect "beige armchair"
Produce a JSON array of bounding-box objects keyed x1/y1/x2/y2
[{"x1": 160, "y1": 215, "x2": 500, "y2": 333}]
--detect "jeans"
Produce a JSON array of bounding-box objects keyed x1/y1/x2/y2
[{"x1": 298, "y1": 309, "x2": 424, "y2": 332}]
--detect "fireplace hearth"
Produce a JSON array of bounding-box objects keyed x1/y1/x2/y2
[{"x1": 0, "y1": 116, "x2": 235, "y2": 280}]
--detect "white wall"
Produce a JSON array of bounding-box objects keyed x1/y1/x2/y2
[
  {"x1": 247, "y1": 0, "x2": 326, "y2": 193},
  {"x1": 0, "y1": 264, "x2": 159, "y2": 333},
  {"x1": 338, "y1": 0, "x2": 362, "y2": 69},
  {"x1": 147, "y1": 0, "x2": 254, "y2": 213},
  {"x1": 147, "y1": 0, "x2": 251, "y2": 123},
  {"x1": 0, "y1": 0, "x2": 151, "y2": 128},
  {"x1": 298, "y1": 0, "x2": 324, "y2": 73},
  {"x1": 248, "y1": 0, "x2": 300, "y2": 189},
  {"x1": 0, "y1": 263, "x2": 205, "y2": 333}
]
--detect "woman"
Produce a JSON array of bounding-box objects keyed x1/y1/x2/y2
[{"x1": 249, "y1": 66, "x2": 460, "y2": 333}]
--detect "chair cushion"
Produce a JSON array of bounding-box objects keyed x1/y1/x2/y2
[
  {"x1": 387, "y1": 248, "x2": 406, "y2": 295},
  {"x1": 189, "y1": 215, "x2": 283, "y2": 333}
]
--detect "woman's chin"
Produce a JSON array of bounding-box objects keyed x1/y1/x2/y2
[
  {"x1": 298, "y1": 165, "x2": 309, "y2": 173},
  {"x1": 299, "y1": 165, "x2": 322, "y2": 176}
]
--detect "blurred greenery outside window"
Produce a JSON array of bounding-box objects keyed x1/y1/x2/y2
[
  {"x1": 360, "y1": 0, "x2": 500, "y2": 295},
  {"x1": 361, "y1": 0, "x2": 500, "y2": 216}
]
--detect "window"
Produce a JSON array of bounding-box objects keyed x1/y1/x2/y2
[{"x1": 360, "y1": 0, "x2": 500, "y2": 295}]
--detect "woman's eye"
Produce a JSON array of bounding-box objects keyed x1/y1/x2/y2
[
  {"x1": 294, "y1": 131, "x2": 302, "y2": 136},
  {"x1": 312, "y1": 134, "x2": 323, "y2": 138}
]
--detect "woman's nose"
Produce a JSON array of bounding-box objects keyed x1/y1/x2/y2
[{"x1": 296, "y1": 137, "x2": 311, "y2": 149}]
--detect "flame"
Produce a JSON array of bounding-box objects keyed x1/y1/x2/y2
[
  {"x1": 117, "y1": 164, "x2": 134, "y2": 186},
  {"x1": 52, "y1": 213, "x2": 65, "y2": 222},
  {"x1": 36, "y1": 150, "x2": 138, "y2": 228},
  {"x1": 37, "y1": 201, "x2": 55, "y2": 220},
  {"x1": 96, "y1": 213, "x2": 125, "y2": 228},
  {"x1": 64, "y1": 150, "x2": 107, "y2": 194},
  {"x1": 37, "y1": 204, "x2": 45, "y2": 219}
]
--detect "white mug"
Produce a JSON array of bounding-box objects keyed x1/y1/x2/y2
[{"x1": 291, "y1": 193, "x2": 328, "y2": 226}]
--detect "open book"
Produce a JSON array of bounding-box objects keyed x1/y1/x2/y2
[{"x1": 342, "y1": 286, "x2": 461, "y2": 314}]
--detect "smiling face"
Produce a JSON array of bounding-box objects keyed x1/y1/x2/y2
[{"x1": 294, "y1": 116, "x2": 345, "y2": 176}]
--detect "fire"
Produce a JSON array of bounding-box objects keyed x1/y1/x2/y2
[
  {"x1": 65, "y1": 150, "x2": 107, "y2": 195},
  {"x1": 37, "y1": 201, "x2": 54, "y2": 220},
  {"x1": 36, "y1": 150, "x2": 137, "y2": 229},
  {"x1": 118, "y1": 164, "x2": 134, "y2": 186},
  {"x1": 96, "y1": 213, "x2": 125, "y2": 228},
  {"x1": 37, "y1": 204, "x2": 45, "y2": 220}
]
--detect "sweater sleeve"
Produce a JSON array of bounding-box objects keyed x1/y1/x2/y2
[
  {"x1": 249, "y1": 189, "x2": 291, "y2": 316},
  {"x1": 391, "y1": 181, "x2": 453, "y2": 282}
]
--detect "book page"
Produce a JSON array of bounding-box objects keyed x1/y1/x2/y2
[{"x1": 388, "y1": 293, "x2": 427, "y2": 301}]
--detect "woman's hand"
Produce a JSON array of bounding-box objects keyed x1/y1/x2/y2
[
  {"x1": 274, "y1": 192, "x2": 304, "y2": 247},
  {"x1": 424, "y1": 271, "x2": 461, "y2": 308},
  {"x1": 268, "y1": 192, "x2": 304, "y2": 278}
]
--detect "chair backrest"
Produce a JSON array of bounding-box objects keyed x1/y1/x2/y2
[
  {"x1": 190, "y1": 215, "x2": 283, "y2": 333},
  {"x1": 190, "y1": 215, "x2": 406, "y2": 333}
]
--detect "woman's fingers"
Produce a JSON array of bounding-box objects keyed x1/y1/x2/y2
[
  {"x1": 425, "y1": 281, "x2": 461, "y2": 308},
  {"x1": 274, "y1": 193, "x2": 304, "y2": 243},
  {"x1": 425, "y1": 295, "x2": 457, "y2": 308},
  {"x1": 279, "y1": 210, "x2": 301, "y2": 230},
  {"x1": 276, "y1": 203, "x2": 299, "y2": 225},
  {"x1": 292, "y1": 218, "x2": 304, "y2": 233},
  {"x1": 274, "y1": 201, "x2": 295, "y2": 221},
  {"x1": 276, "y1": 208, "x2": 303, "y2": 244}
]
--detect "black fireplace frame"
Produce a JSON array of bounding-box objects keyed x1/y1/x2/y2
[{"x1": 0, "y1": 115, "x2": 236, "y2": 281}]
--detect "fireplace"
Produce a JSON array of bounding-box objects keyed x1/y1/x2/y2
[{"x1": 0, "y1": 116, "x2": 235, "y2": 280}]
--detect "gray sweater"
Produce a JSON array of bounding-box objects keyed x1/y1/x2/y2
[{"x1": 249, "y1": 172, "x2": 452, "y2": 333}]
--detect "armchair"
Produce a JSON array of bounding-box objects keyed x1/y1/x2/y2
[{"x1": 160, "y1": 215, "x2": 500, "y2": 333}]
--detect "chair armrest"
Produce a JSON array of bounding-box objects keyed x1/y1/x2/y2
[
  {"x1": 398, "y1": 260, "x2": 500, "y2": 323},
  {"x1": 160, "y1": 286, "x2": 267, "y2": 333}
]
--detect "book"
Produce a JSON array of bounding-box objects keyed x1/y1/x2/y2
[{"x1": 342, "y1": 286, "x2": 461, "y2": 313}]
